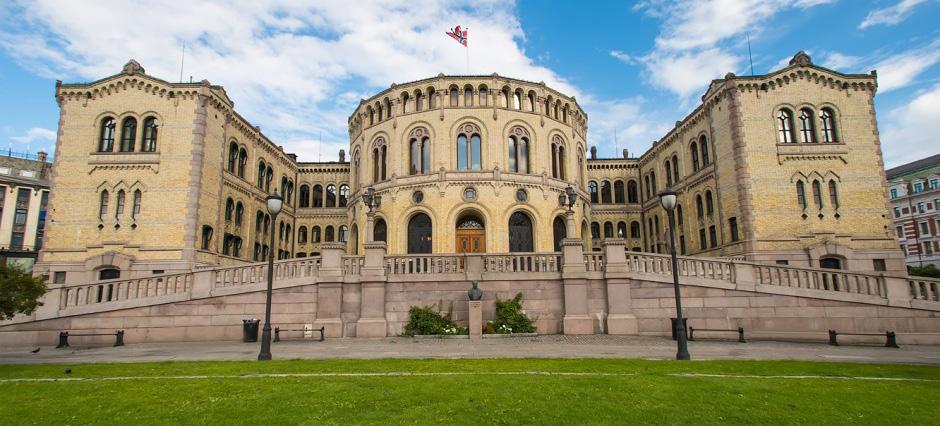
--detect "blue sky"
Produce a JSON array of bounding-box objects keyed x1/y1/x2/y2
[{"x1": 0, "y1": 0, "x2": 938, "y2": 167}]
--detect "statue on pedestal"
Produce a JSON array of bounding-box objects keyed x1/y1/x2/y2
[{"x1": 468, "y1": 281, "x2": 482, "y2": 301}]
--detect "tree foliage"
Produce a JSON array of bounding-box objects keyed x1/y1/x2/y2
[
  {"x1": 908, "y1": 264, "x2": 940, "y2": 278},
  {"x1": 0, "y1": 263, "x2": 47, "y2": 320}
]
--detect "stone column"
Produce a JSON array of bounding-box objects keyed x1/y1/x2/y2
[
  {"x1": 469, "y1": 301, "x2": 482, "y2": 341},
  {"x1": 316, "y1": 242, "x2": 346, "y2": 337},
  {"x1": 602, "y1": 238, "x2": 637, "y2": 335},
  {"x1": 561, "y1": 238, "x2": 593, "y2": 334},
  {"x1": 357, "y1": 241, "x2": 388, "y2": 337},
  {"x1": 565, "y1": 209, "x2": 576, "y2": 238},
  {"x1": 366, "y1": 211, "x2": 375, "y2": 242}
]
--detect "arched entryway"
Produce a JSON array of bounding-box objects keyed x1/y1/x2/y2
[
  {"x1": 98, "y1": 268, "x2": 120, "y2": 280},
  {"x1": 508, "y1": 211, "x2": 534, "y2": 252},
  {"x1": 374, "y1": 218, "x2": 387, "y2": 243},
  {"x1": 820, "y1": 257, "x2": 842, "y2": 269},
  {"x1": 553, "y1": 216, "x2": 567, "y2": 252},
  {"x1": 407, "y1": 213, "x2": 432, "y2": 254},
  {"x1": 455, "y1": 212, "x2": 485, "y2": 253}
]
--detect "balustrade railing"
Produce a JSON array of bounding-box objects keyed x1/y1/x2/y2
[
  {"x1": 212, "y1": 257, "x2": 320, "y2": 289},
  {"x1": 753, "y1": 263, "x2": 885, "y2": 298},
  {"x1": 484, "y1": 253, "x2": 561, "y2": 273},
  {"x1": 60, "y1": 273, "x2": 194, "y2": 309},
  {"x1": 386, "y1": 254, "x2": 464, "y2": 275},
  {"x1": 625, "y1": 252, "x2": 734, "y2": 281},
  {"x1": 343, "y1": 256, "x2": 364, "y2": 275},
  {"x1": 909, "y1": 277, "x2": 940, "y2": 302},
  {"x1": 584, "y1": 252, "x2": 605, "y2": 272}
]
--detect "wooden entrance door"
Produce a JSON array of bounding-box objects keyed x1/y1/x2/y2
[{"x1": 455, "y1": 229, "x2": 486, "y2": 254}]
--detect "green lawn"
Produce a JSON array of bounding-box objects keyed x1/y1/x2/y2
[{"x1": 0, "y1": 359, "x2": 937, "y2": 425}]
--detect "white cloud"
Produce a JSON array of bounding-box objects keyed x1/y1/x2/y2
[
  {"x1": 880, "y1": 83, "x2": 940, "y2": 168},
  {"x1": 0, "y1": 0, "x2": 581, "y2": 161},
  {"x1": 640, "y1": 48, "x2": 740, "y2": 100},
  {"x1": 819, "y1": 52, "x2": 863, "y2": 71},
  {"x1": 580, "y1": 95, "x2": 670, "y2": 158},
  {"x1": 609, "y1": 50, "x2": 635, "y2": 64},
  {"x1": 859, "y1": 0, "x2": 929, "y2": 29},
  {"x1": 11, "y1": 127, "x2": 55, "y2": 144},
  {"x1": 872, "y1": 40, "x2": 940, "y2": 93}
]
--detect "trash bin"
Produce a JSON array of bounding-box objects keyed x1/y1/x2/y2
[
  {"x1": 670, "y1": 318, "x2": 688, "y2": 341},
  {"x1": 242, "y1": 319, "x2": 260, "y2": 342}
]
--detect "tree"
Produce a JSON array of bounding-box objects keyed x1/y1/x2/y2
[{"x1": 0, "y1": 263, "x2": 47, "y2": 320}]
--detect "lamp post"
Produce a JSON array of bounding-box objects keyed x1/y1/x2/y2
[
  {"x1": 659, "y1": 187, "x2": 690, "y2": 361},
  {"x1": 258, "y1": 190, "x2": 283, "y2": 361},
  {"x1": 362, "y1": 187, "x2": 382, "y2": 242},
  {"x1": 558, "y1": 185, "x2": 577, "y2": 238}
]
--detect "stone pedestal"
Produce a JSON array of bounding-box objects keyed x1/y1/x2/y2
[
  {"x1": 469, "y1": 301, "x2": 482, "y2": 341},
  {"x1": 357, "y1": 242, "x2": 388, "y2": 337},
  {"x1": 316, "y1": 242, "x2": 346, "y2": 337},
  {"x1": 560, "y1": 238, "x2": 593, "y2": 334}
]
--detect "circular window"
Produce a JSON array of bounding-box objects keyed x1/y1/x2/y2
[
  {"x1": 463, "y1": 187, "x2": 477, "y2": 201},
  {"x1": 412, "y1": 190, "x2": 424, "y2": 204},
  {"x1": 515, "y1": 188, "x2": 528, "y2": 202}
]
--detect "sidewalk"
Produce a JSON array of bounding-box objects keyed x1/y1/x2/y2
[{"x1": 1, "y1": 335, "x2": 938, "y2": 365}]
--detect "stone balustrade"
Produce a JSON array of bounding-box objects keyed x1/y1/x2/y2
[
  {"x1": 212, "y1": 257, "x2": 321, "y2": 290},
  {"x1": 342, "y1": 256, "x2": 364, "y2": 276},
  {"x1": 583, "y1": 252, "x2": 605, "y2": 272},
  {"x1": 753, "y1": 263, "x2": 886, "y2": 297},
  {"x1": 910, "y1": 277, "x2": 940, "y2": 301},
  {"x1": 483, "y1": 253, "x2": 562, "y2": 273},
  {"x1": 385, "y1": 254, "x2": 464, "y2": 275},
  {"x1": 624, "y1": 252, "x2": 735, "y2": 281},
  {"x1": 60, "y1": 272, "x2": 193, "y2": 309}
]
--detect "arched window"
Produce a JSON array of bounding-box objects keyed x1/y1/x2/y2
[
  {"x1": 705, "y1": 190, "x2": 714, "y2": 216},
  {"x1": 508, "y1": 212, "x2": 534, "y2": 252},
  {"x1": 588, "y1": 181, "x2": 599, "y2": 203},
  {"x1": 450, "y1": 87, "x2": 459, "y2": 107},
  {"x1": 690, "y1": 141, "x2": 700, "y2": 171},
  {"x1": 601, "y1": 180, "x2": 612, "y2": 204},
  {"x1": 665, "y1": 160, "x2": 673, "y2": 186},
  {"x1": 590, "y1": 222, "x2": 600, "y2": 239},
  {"x1": 299, "y1": 185, "x2": 310, "y2": 208},
  {"x1": 604, "y1": 222, "x2": 614, "y2": 238},
  {"x1": 777, "y1": 108, "x2": 796, "y2": 143},
  {"x1": 551, "y1": 136, "x2": 566, "y2": 180},
  {"x1": 409, "y1": 128, "x2": 430, "y2": 175},
  {"x1": 142, "y1": 117, "x2": 158, "y2": 152},
  {"x1": 119, "y1": 117, "x2": 137, "y2": 152},
  {"x1": 312, "y1": 226, "x2": 321, "y2": 243},
  {"x1": 407, "y1": 213, "x2": 432, "y2": 253},
  {"x1": 265, "y1": 166, "x2": 273, "y2": 192},
  {"x1": 820, "y1": 108, "x2": 838, "y2": 143},
  {"x1": 553, "y1": 101, "x2": 560, "y2": 119},
  {"x1": 401, "y1": 92, "x2": 410, "y2": 114},
  {"x1": 796, "y1": 181, "x2": 807, "y2": 210},
  {"x1": 98, "y1": 117, "x2": 116, "y2": 152},
  {"x1": 828, "y1": 180, "x2": 839, "y2": 209},
  {"x1": 132, "y1": 189, "x2": 142, "y2": 220},
  {"x1": 507, "y1": 127, "x2": 529, "y2": 173},
  {"x1": 464, "y1": 85, "x2": 473, "y2": 106},
  {"x1": 552, "y1": 216, "x2": 566, "y2": 252},
  {"x1": 374, "y1": 218, "x2": 387, "y2": 242},
  {"x1": 312, "y1": 185, "x2": 323, "y2": 208},
  {"x1": 513, "y1": 90, "x2": 522, "y2": 110},
  {"x1": 225, "y1": 198, "x2": 234, "y2": 222},
  {"x1": 298, "y1": 227, "x2": 308, "y2": 244},
  {"x1": 257, "y1": 161, "x2": 266, "y2": 189},
  {"x1": 501, "y1": 87, "x2": 510, "y2": 108},
  {"x1": 672, "y1": 155, "x2": 680, "y2": 182},
  {"x1": 627, "y1": 180, "x2": 639, "y2": 203},
  {"x1": 326, "y1": 185, "x2": 337, "y2": 208},
  {"x1": 339, "y1": 225, "x2": 349, "y2": 242},
  {"x1": 677, "y1": 205, "x2": 684, "y2": 227},
  {"x1": 696, "y1": 194, "x2": 704, "y2": 218},
  {"x1": 527, "y1": 92, "x2": 536, "y2": 111},
  {"x1": 235, "y1": 202, "x2": 244, "y2": 226},
  {"x1": 650, "y1": 171, "x2": 657, "y2": 194},
  {"x1": 228, "y1": 142, "x2": 238, "y2": 173},
  {"x1": 415, "y1": 90, "x2": 423, "y2": 112},
  {"x1": 339, "y1": 184, "x2": 349, "y2": 207},
  {"x1": 812, "y1": 179, "x2": 823, "y2": 209},
  {"x1": 614, "y1": 180, "x2": 625, "y2": 204},
  {"x1": 630, "y1": 221, "x2": 641, "y2": 238},
  {"x1": 255, "y1": 211, "x2": 264, "y2": 237},
  {"x1": 644, "y1": 175, "x2": 651, "y2": 200},
  {"x1": 798, "y1": 108, "x2": 817, "y2": 143},
  {"x1": 562, "y1": 105, "x2": 568, "y2": 123},
  {"x1": 428, "y1": 87, "x2": 437, "y2": 109},
  {"x1": 479, "y1": 86, "x2": 488, "y2": 106},
  {"x1": 700, "y1": 136, "x2": 710, "y2": 166},
  {"x1": 238, "y1": 148, "x2": 247, "y2": 178},
  {"x1": 457, "y1": 123, "x2": 482, "y2": 170},
  {"x1": 98, "y1": 190, "x2": 109, "y2": 221},
  {"x1": 115, "y1": 190, "x2": 125, "y2": 218},
  {"x1": 325, "y1": 225, "x2": 334, "y2": 242},
  {"x1": 617, "y1": 222, "x2": 627, "y2": 238}
]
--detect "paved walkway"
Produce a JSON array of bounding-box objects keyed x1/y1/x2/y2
[{"x1": 1, "y1": 335, "x2": 938, "y2": 365}]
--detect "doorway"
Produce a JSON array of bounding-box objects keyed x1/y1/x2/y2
[{"x1": 455, "y1": 214, "x2": 485, "y2": 254}]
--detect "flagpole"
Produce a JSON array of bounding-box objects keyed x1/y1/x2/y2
[{"x1": 466, "y1": 28, "x2": 470, "y2": 74}]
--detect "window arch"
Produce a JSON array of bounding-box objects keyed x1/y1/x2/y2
[
  {"x1": 450, "y1": 86, "x2": 459, "y2": 107},
  {"x1": 407, "y1": 213, "x2": 433, "y2": 254},
  {"x1": 228, "y1": 142, "x2": 238, "y2": 173},
  {"x1": 132, "y1": 189, "x2": 142, "y2": 220},
  {"x1": 828, "y1": 179, "x2": 839, "y2": 209},
  {"x1": 527, "y1": 92, "x2": 536, "y2": 111},
  {"x1": 235, "y1": 202, "x2": 244, "y2": 226},
  {"x1": 428, "y1": 87, "x2": 437, "y2": 108},
  {"x1": 501, "y1": 86, "x2": 510, "y2": 108},
  {"x1": 630, "y1": 221, "x2": 641, "y2": 238},
  {"x1": 312, "y1": 185, "x2": 323, "y2": 208},
  {"x1": 237, "y1": 148, "x2": 247, "y2": 178},
  {"x1": 479, "y1": 85, "x2": 488, "y2": 106},
  {"x1": 298, "y1": 226, "x2": 308, "y2": 244},
  {"x1": 508, "y1": 211, "x2": 534, "y2": 252},
  {"x1": 705, "y1": 190, "x2": 714, "y2": 216},
  {"x1": 325, "y1": 225, "x2": 335, "y2": 242},
  {"x1": 464, "y1": 85, "x2": 473, "y2": 106},
  {"x1": 588, "y1": 181, "x2": 599, "y2": 203},
  {"x1": 665, "y1": 160, "x2": 673, "y2": 186},
  {"x1": 312, "y1": 225, "x2": 321, "y2": 243},
  {"x1": 507, "y1": 127, "x2": 529, "y2": 173},
  {"x1": 326, "y1": 185, "x2": 337, "y2": 207},
  {"x1": 339, "y1": 184, "x2": 349, "y2": 207},
  {"x1": 513, "y1": 90, "x2": 522, "y2": 110},
  {"x1": 672, "y1": 155, "x2": 680, "y2": 183},
  {"x1": 798, "y1": 107, "x2": 817, "y2": 143},
  {"x1": 777, "y1": 108, "x2": 796, "y2": 143},
  {"x1": 627, "y1": 180, "x2": 638, "y2": 203},
  {"x1": 299, "y1": 185, "x2": 310, "y2": 208},
  {"x1": 225, "y1": 198, "x2": 234, "y2": 222},
  {"x1": 401, "y1": 92, "x2": 410, "y2": 114},
  {"x1": 820, "y1": 108, "x2": 838, "y2": 143},
  {"x1": 98, "y1": 117, "x2": 116, "y2": 152},
  {"x1": 690, "y1": 141, "x2": 700, "y2": 171},
  {"x1": 119, "y1": 117, "x2": 137, "y2": 152},
  {"x1": 374, "y1": 218, "x2": 387, "y2": 242},
  {"x1": 614, "y1": 180, "x2": 625, "y2": 204},
  {"x1": 700, "y1": 135, "x2": 710, "y2": 166},
  {"x1": 98, "y1": 190, "x2": 109, "y2": 221},
  {"x1": 590, "y1": 222, "x2": 601, "y2": 239},
  {"x1": 551, "y1": 135, "x2": 566, "y2": 180},
  {"x1": 601, "y1": 180, "x2": 612, "y2": 204},
  {"x1": 796, "y1": 181, "x2": 807, "y2": 210},
  {"x1": 617, "y1": 221, "x2": 627, "y2": 238},
  {"x1": 414, "y1": 89, "x2": 424, "y2": 112},
  {"x1": 409, "y1": 127, "x2": 431, "y2": 175},
  {"x1": 372, "y1": 138, "x2": 387, "y2": 182},
  {"x1": 142, "y1": 117, "x2": 158, "y2": 152},
  {"x1": 257, "y1": 160, "x2": 266, "y2": 189},
  {"x1": 812, "y1": 179, "x2": 823, "y2": 209},
  {"x1": 339, "y1": 225, "x2": 349, "y2": 242},
  {"x1": 552, "y1": 216, "x2": 566, "y2": 252},
  {"x1": 456, "y1": 123, "x2": 482, "y2": 170},
  {"x1": 696, "y1": 194, "x2": 704, "y2": 218},
  {"x1": 115, "y1": 190, "x2": 125, "y2": 218},
  {"x1": 604, "y1": 221, "x2": 614, "y2": 238},
  {"x1": 265, "y1": 165, "x2": 273, "y2": 192}
]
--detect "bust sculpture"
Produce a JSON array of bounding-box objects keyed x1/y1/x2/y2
[{"x1": 468, "y1": 281, "x2": 482, "y2": 301}]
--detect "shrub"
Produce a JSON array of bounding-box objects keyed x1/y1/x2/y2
[
  {"x1": 402, "y1": 303, "x2": 467, "y2": 336},
  {"x1": 482, "y1": 322, "x2": 495, "y2": 334},
  {"x1": 491, "y1": 293, "x2": 535, "y2": 334},
  {"x1": 908, "y1": 265, "x2": 940, "y2": 278}
]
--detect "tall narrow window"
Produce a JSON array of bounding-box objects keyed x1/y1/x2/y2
[
  {"x1": 265, "y1": 166, "x2": 273, "y2": 192},
  {"x1": 479, "y1": 86, "x2": 487, "y2": 106},
  {"x1": 115, "y1": 190, "x2": 125, "y2": 218},
  {"x1": 119, "y1": 117, "x2": 137, "y2": 152},
  {"x1": 812, "y1": 180, "x2": 823, "y2": 209},
  {"x1": 339, "y1": 225, "x2": 349, "y2": 242},
  {"x1": 507, "y1": 128, "x2": 530, "y2": 173},
  {"x1": 508, "y1": 212, "x2": 534, "y2": 252},
  {"x1": 513, "y1": 91, "x2": 522, "y2": 110},
  {"x1": 450, "y1": 87, "x2": 458, "y2": 107},
  {"x1": 591, "y1": 222, "x2": 600, "y2": 239},
  {"x1": 601, "y1": 180, "x2": 612, "y2": 204},
  {"x1": 690, "y1": 142, "x2": 700, "y2": 171},
  {"x1": 325, "y1": 226, "x2": 334, "y2": 242},
  {"x1": 614, "y1": 180, "x2": 625, "y2": 204},
  {"x1": 604, "y1": 222, "x2": 614, "y2": 238},
  {"x1": 777, "y1": 109, "x2": 796, "y2": 143},
  {"x1": 729, "y1": 217, "x2": 739, "y2": 242},
  {"x1": 132, "y1": 190, "x2": 142, "y2": 220},
  {"x1": 326, "y1": 185, "x2": 337, "y2": 207},
  {"x1": 237, "y1": 149, "x2": 247, "y2": 178},
  {"x1": 415, "y1": 90, "x2": 423, "y2": 112},
  {"x1": 428, "y1": 87, "x2": 437, "y2": 109},
  {"x1": 457, "y1": 123, "x2": 482, "y2": 170},
  {"x1": 402, "y1": 92, "x2": 410, "y2": 113},
  {"x1": 665, "y1": 160, "x2": 673, "y2": 186},
  {"x1": 99, "y1": 190, "x2": 109, "y2": 221},
  {"x1": 589, "y1": 181, "x2": 599, "y2": 203},
  {"x1": 142, "y1": 117, "x2": 158, "y2": 152},
  {"x1": 299, "y1": 185, "x2": 310, "y2": 208},
  {"x1": 374, "y1": 218, "x2": 387, "y2": 242},
  {"x1": 796, "y1": 181, "x2": 807, "y2": 210},
  {"x1": 464, "y1": 86, "x2": 473, "y2": 106},
  {"x1": 696, "y1": 195, "x2": 704, "y2": 218},
  {"x1": 225, "y1": 198, "x2": 234, "y2": 222},
  {"x1": 700, "y1": 136, "x2": 710, "y2": 166},
  {"x1": 630, "y1": 221, "x2": 640, "y2": 238},
  {"x1": 552, "y1": 136, "x2": 567, "y2": 180},
  {"x1": 235, "y1": 202, "x2": 244, "y2": 226},
  {"x1": 617, "y1": 222, "x2": 627, "y2": 238},
  {"x1": 257, "y1": 161, "x2": 266, "y2": 189},
  {"x1": 798, "y1": 108, "x2": 817, "y2": 143},
  {"x1": 312, "y1": 226, "x2": 321, "y2": 243},
  {"x1": 99, "y1": 117, "x2": 116, "y2": 152},
  {"x1": 672, "y1": 155, "x2": 680, "y2": 182},
  {"x1": 820, "y1": 108, "x2": 838, "y2": 143},
  {"x1": 228, "y1": 142, "x2": 238, "y2": 173},
  {"x1": 339, "y1": 184, "x2": 349, "y2": 207},
  {"x1": 828, "y1": 180, "x2": 839, "y2": 209},
  {"x1": 201, "y1": 226, "x2": 213, "y2": 250},
  {"x1": 627, "y1": 180, "x2": 638, "y2": 203},
  {"x1": 409, "y1": 128, "x2": 430, "y2": 175},
  {"x1": 705, "y1": 190, "x2": 714, "y2": 216},
  {"x1": 312, "y1": 185, "x2": 323, "y2": 208}
]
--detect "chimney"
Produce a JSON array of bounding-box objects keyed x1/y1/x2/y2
[
  {"x1": 622, "y1": 149, "x2": 629, "y2": 159},
  {"x1": 590, "y1": 146, "x2": 597, "y2": 160},
  {"x1": 339, "y1": 149, "x2": 346, "y2": 162},
  {"x1": 37, "y1": 150, "x2": 48, "y2": 162}
]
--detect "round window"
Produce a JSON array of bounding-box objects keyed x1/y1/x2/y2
[
  {"x1": 412, "y1": 190, "x2": 424, "y2": 204},
  {"x1": 463, "y1": 187, "x2": 477, "y2": 201},
  {"x1": 515, "y1": 188, "x2": 528, "y2": 202}
]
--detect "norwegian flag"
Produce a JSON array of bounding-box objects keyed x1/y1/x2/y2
[{"x1": 446, "y1": 25, "x2": 468, "y2": 47}]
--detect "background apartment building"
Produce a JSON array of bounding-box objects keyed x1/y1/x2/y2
[
  {"x1": 887, "y1": 153, "x2": 940, "y2": 268},
  {"x1": 0, "y1": 150, "x2": 51, "y2": 271}
]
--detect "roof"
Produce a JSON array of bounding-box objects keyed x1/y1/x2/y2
[{"x1": 886, "y1": 153, "x2": 940, "y2": 180}]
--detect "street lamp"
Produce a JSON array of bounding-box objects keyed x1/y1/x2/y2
[
  {"x1": 363, "y1": 186, "x2": 382, "y2": 212},
  {"x1": 659, "y1": 187, "x2": 690, "y2": 360},
  {"x1": 558, "y1": 186, "x2": 577, "y2": 238},
  {"x1": 258, "y1": 190, "x2": 283, "y2": 361}
]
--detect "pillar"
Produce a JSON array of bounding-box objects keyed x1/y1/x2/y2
[
  {"x1": 316, "y1": 242, "x2": 346, "y2": 337},
  {"x1": 602, "y1": 238, "x2": 637, "y2": 335},
  {"x1": 561, "y1": 238, "x2": 593, "y2": 334},
  {"x1": 469, "y1": 301, "x2": 482, "y2": 341},
  {"x1": 357, "y1": 241, "x2": 388, "y2": 337}
]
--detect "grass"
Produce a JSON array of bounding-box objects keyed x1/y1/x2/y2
[{"x1": 0, "y1": 358, "x2": 938, "y2": 425}]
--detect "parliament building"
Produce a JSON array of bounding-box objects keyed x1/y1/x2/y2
[{"x1": 36, "y1": 51, "x2": 903, "y2": 284}]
